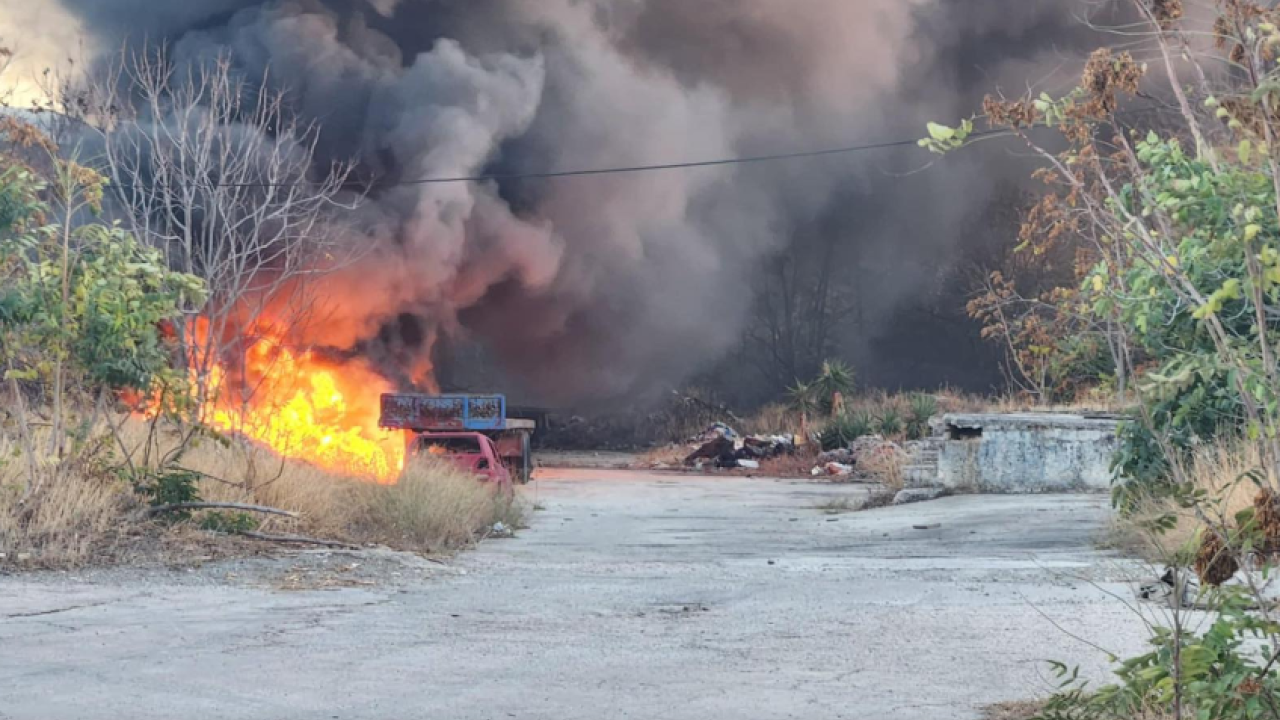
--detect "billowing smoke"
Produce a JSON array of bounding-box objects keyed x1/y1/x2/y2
[{"x1": 28, "y1": 0, "x2": 1118, "y2": 404}]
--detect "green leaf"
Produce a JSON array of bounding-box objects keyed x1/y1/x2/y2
[{"x1": 927, "y1": 122, "x2": 955, "y2": 142}]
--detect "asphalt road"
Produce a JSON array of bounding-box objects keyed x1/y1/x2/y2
[{"x1": 1, "y1": 470, "x2": 1153, "y2": 720}]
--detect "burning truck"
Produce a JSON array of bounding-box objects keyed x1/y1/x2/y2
[{"x1": 379, "y1": 394, "x2": 536, "y2": 485}]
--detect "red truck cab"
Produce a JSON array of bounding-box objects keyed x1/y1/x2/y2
[{"x1": 410, "y1": 432, "x2": 512, "y2": 488}]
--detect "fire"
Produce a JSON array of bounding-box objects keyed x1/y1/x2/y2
[{"x1": 199, "y1": 324, "x2": 407, "y2": 482}]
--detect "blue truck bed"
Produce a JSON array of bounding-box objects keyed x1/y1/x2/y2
[{"x1": 379, "y1": 394, "x2": 507, "y2": 432}]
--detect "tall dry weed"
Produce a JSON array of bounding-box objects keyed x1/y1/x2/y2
[
  {"x1": 350, "y1": 458, "x2": 518, "y2": 551},
  {"x1": 3, "y1": 417, "x2": 525, "y2": 566},
  {"x1": 0, "y1": 428, "x2": 132, "y2": 567},
  {"x1": 1109, "y1": 439, "x2": 1263, "y2": 563}
]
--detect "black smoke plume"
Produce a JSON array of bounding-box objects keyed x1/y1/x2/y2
[{"x1": 32, "y1": 0, "x2": 1121, "y2": 403}]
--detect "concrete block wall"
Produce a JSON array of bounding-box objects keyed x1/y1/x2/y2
[{"x1": 931, "y1": 413, "x2": 1120, "y2": 493}]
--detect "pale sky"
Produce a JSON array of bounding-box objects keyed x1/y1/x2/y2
[{"x1": 0, "y1": 1, "x2": 93, "y2": 107}]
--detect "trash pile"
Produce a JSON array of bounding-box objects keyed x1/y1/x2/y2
[{"x1": 683, "y1": 423, "x2": 796, "y2": 470}]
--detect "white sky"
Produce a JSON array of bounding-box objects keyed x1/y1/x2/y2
[{"x1": 0, "y1": 2, "x2": 94, "y2": 107}]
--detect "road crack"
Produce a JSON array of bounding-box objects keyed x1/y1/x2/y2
[{"x1": 5, "y1": 601, "x2": 112, "y2": 619}]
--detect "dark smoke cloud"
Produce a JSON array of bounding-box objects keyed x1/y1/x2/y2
[{"x1": 42, "y1": 0, "x2": 1119, "y2": 403}]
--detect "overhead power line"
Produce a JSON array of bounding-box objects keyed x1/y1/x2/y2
[
  {"x1": 403, "y1": 103, "x2": 1174, "y2": 186},
  {"x1": 103, "y1": 103, "x2": 1170, "y2": 190},
  {"x1": 399, "y1": 131, "x2": 1005, "y2": 185}
]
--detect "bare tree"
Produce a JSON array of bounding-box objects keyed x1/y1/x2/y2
[
  {"x1": 742, "y1": 233, "x2": 856, "y2": 396},
  {"x1": 75, "y1": 48, "x2": 358, "y2": 416}
]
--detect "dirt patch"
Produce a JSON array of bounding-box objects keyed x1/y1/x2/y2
[
  {"x1": 3, "y1": 543, "x2": 461, "y2": 591},
  {"x1": 539, "y1": 451, "x2": 642, "y2": 470},
  {"x1": 814, "y1": 487, "x2": 895, "y2": 515},
  {"x1": 983, "y1": 700, "x2": 1044, "y2": 720}
]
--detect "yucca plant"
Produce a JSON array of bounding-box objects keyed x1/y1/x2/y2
[
  {"x1": 814, "y1": 360, "x2": 856, "y2": 414},
  {"x1": 820, "y1": 411, "x2": 874, "y2": 451},
  {"x1": 847, "y1": 410, "x2": 875, "y2": 440},
  {"x1": 787, "y1": 379, "x2": 818, "y2": 439},
  {"x1": 876, "y1": 407, "x2": 903, "y2": 438},
  {"x1": 787, "y1": 380, "x2": 818, "y2": 416},
  {"x1": 906, "y1": 393, "x2": 938, "y2": 440}
]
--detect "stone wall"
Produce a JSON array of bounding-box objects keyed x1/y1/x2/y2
[{"x1": 933, "y1": 413, "x2": 1120, "y2": 493}]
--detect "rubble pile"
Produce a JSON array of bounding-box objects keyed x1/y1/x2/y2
[
  {"x1": 808, "y1": 435, "x2": 907, "y2": 479},
  {"x1": 675, "y1": 421, "x2": 912, "y2": 481},
  {"x1": 682, "y1": 423, "x2": 796, "y2": 470}
]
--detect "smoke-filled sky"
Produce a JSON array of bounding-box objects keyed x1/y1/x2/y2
[{"x1": 3, "y1": 0, "x2": 1124, "y2": 404}]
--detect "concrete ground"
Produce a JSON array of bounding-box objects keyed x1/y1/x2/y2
[{"x1": 1, "y1": 470, "x2": 1154, "y2": 720}]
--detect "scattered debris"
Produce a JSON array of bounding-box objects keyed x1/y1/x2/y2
[
  {"x1": 893, "y1": 488, "x2": 946, "y2": 506},
  {"x1": 815, "y1": 497, "x2": 860, "y2": 515},
  {"x1": 807, "y1": 435, "x2": 909, "y2": 482},
  {"x1": 701, "y1": 422, "x2": 740, "y2": 442},
  {"x1": 860, "y1": 489, "x2": 898, "y2": 510},
  {"x1": 682, "y1": 423, "x2": 796, "y2": 469},
  {"x1": 1137, "y1": 567, "x2": 1200, "y2": 607},
  {"x1": 823, "y1": 462, "x2": 854, "y2": 477},
  {"x1": 817, "y1": 448, "x2": 854, "y2": 464}
]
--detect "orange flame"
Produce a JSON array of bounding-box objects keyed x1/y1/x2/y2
[{"x1": 200, "y1": 323, "x2": 406, "y2": 482}]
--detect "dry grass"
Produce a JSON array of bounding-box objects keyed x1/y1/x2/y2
[
  {"x1": 1107, "y1": 440, "x2": 1262, "y2": 564},
  {"x1": 126, "y1": 421, "x2": 524, "y2": 554},
  {"x1": 934, "y1": 386, "x2": 1132, "y2": 415},
  {"x1": 0, "y1": 427, "x2": 134, "y2": 568},
  {"x1": 983, "y1": 700, "x2": 1044, "y2": 720},
  {"x1": 637, "y1": 444, "x2": 688, "y2": 468},
  {"x1": 0, "y1": 466, "x2": 130, "y2": 567},
  {"x1": 739, "y1": 403, "x2": 802, "y2": 436},
  {"x1": 758, "y1": 449, "x2": 821, "y2": 478},
  {"x1": 857, "y1": 442, "x2": 907, "y2": 491},
  {"x1": 1, "y1": 417, "x2": 525, "y2": 568},
  {"x1": 350, "y1": 459, "x2": 521, "y2": 551}
]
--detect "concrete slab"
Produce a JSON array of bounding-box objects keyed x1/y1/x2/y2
[{"x1": 0, "y1": 470, "x2": 1153, "y2": 720}]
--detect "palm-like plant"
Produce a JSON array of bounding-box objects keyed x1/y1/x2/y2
[
  {"x1": 814, "y1": 360, "x2": 856, "y2": 414},
  {"x1": 787, "y1": 379, "x2": 818, "y2": 439},
  {"x1": 906, "y1": 393, "x2": 939, "y2": 440},
  {"x1": 877, "y1": 407, "x2": 904, "y2": 438},
  {"x1": 787, "y1": 380, "x2": 818, "y2": 416}
]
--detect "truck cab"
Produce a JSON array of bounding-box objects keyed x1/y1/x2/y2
[{"x1": 410, "y1": 432, "x2": 512, "y2": 487}]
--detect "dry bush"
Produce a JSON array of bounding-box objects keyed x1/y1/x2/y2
[
  {"x1": 858, "y1": 442, "x2": 907, "y2": 491},
  {"x1": 123, "y1": 419, "x2": 523, "y2": 553},
  {"x1": 0, "y1": 417, "x2": 527, "y2": 563},
  {"x1": 349, "y1": 458, "x2": 519, "y2": 552},
  {"x1": 758, "y1": 449, "x2": 821, "y2": 478},
  {"x1": 0, "y1": 467, "x2": 130, "y2": 567},
  {"x1": 740, "y1": 403, "x2": 801, "y2": 435},
  {"x1": 0, "y1": 420, "x2": 136, "y2": 566},
  {"x1": 1108, "y1": 440, "x2": 1262, "y2": 564},
  {"x1": 0, "y1": 430, "x2": 133, "y2": 568}
]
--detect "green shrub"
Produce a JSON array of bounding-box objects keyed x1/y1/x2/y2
[
  {"x1": 820, "y1": 411, "x2": 873, "y2": 451},
  {"x1": 199, "y1": 511, "x2": 259, "y2": 534},
  {"x1": 135, "y1": 469, "x2": 201, "y2": 520},
  {"x1": 876, "y1": 407, "x2": 903, "y2": 437},
  {"x1": 906, "y1": 394, "x2": 938, "y2": 440},
  {"x1": 814, "y1": 360, "x2": 856, "y2": 413}
]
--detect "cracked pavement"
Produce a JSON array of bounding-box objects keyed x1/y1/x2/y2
[{"x1": 1, "y1": 470, "x2": 1152, "y2": 720}]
